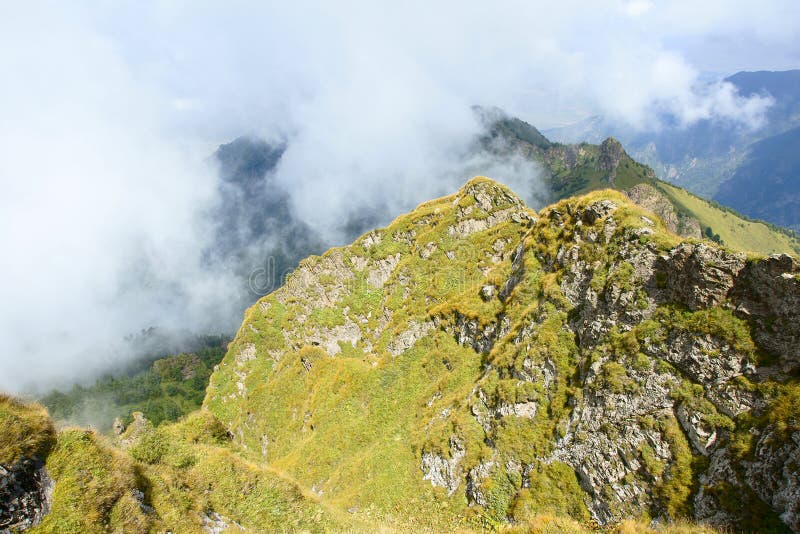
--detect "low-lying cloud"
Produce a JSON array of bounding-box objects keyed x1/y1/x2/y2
[{"x1": 0, "y1": 1, "x2": 795, "y2": 392}]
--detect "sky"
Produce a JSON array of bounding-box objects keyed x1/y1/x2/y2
[{"x1": 0, "y1": 0, "x2": 798, "y2": 392}]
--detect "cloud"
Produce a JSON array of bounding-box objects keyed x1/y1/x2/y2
[
  {"x1": 0, "y1": 1, "x2": 794, "y2": 392},
  {"x1": 624, "y1": 0, "x2": 655, "y2": 17}
]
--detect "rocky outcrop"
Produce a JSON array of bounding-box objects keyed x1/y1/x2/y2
[
  {"x1": 448, "y1": 196, "x2": 798, "y2": 528},
  {"x1": 730, "y1": 253, "x2": 800, "y2": 373},
  {"x1": 201, "y1": 510, "x2": 244, "y2": 533},
  {"x1": 658, "y1": 243, "x2": 746, "y2": 310},
  {"x1": 599, "y1": 137, "x2": 625, "y2": 183},
  {"x1": 746, "y1": 428, "x2": 800, "y2": 531},
  {"x1": 626, "y1": 183, "x2": 702, "y2": 239},
  {"x1": 0, "y1": 459, "x2": 52, "y2": 531},
  {"x1": 421, "y1": 437, "x2": 466, "y2": 495},
  {"x1": 387, "y1": 320, "x2": 434, "y2": 356}
]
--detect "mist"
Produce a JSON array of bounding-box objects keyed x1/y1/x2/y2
[{"x1": 1, "y1": 1, "x2": 795, "y2": 393}]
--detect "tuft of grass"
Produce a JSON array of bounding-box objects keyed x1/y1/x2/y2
[
  {"x1": 654, "y1": 416, "x2": 697, "y2": 520},
  {"x1": 657, "y1": 306, "x2": 757, "y2": 363},
  {"x1": 512, "y1": 462, "x2": 590, "y2": 523},
  {"x1": 31, "y1": 429, "x2": 151, "y2": 533},
  {"x1": 0, "y1": 394, "x2": 56, "y2": 465}
]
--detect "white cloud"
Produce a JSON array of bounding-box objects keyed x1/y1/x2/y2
[{"x1": 624, "y1": 0, "x2": 654, "y2": 17}]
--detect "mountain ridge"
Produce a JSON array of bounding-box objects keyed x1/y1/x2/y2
[
  {"x1": 480, "y1": 107, "x2": 800, "y2": 256},
  {"x1": 0, "y1": 178, "x2": 800, "y2": 532},
  {"x1": 203, "y1": 177, "x2": 799, "y2": 531},
  {"x1": 542, "y1": 70, "x2": 800, "y2": 232},
  {"x1": 5, "y1": 181, "x2": 799, "y2": 531}
]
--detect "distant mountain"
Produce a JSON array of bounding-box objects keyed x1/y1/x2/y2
[
  {"x1": 207, "y1": 137, "x2": 326, "y2": 301},
  {"x1": 480, "y1": 107, "x2": 800, "y2": 256},
  {"x1": 727, "y1": 70, "x2": 800, "y2": 134},
  {"x1": 208, "y1": 104, "x2": 800, "y2": 307},
  {"x1": 544, "y1": 70, "x2": 800, "y2": 231},
  {"x1": 716, "y1": 125, "x2": 800, "y2": 232}
]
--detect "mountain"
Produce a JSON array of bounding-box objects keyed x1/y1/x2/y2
[
  {"x1": 30, "y1": 108, "x2": 797, "y2": 425},
  {"x1": 715, "y1": 125, "x2": 800, "y2": 233},
  {"x1": 4, "y1": 178, "x2": 799, "y2": 532},
  {"x1": 481, "y1": 107, "x2": 800, "y2": 256},
  {"x1": 209, "y1": 137, "x2": 326, "y2": 300},
  {"x1": 544, "y1": 70, "x2": 800, "y2": 231},
  {"x1": 726, "y1": 70, "x2": 800, "y2": 136}
]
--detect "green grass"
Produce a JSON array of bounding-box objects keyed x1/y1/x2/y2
[
  {"x1": 543, "y1": 143, "x2": 658, "y2": 200},
  {"x1": 0, "y1": 394, "x2": 56, "y2": 465},
  {"x1": 511, "y1": 463, "x2": 590, "y2": 522},
  {"x1": 658, "y1": 182, "x2": 800, "y2": 255},
  {"x1": 657, "y1": 306, "x2": 758, "y2": 363},
  {"x1": 206, "y1": 181, "x2": 662, "y2": 528},
  {"x1": 31, "y1": 429, "x2": 151, "y2": 533}
]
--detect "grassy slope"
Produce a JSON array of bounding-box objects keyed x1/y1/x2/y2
[
  {"x1": 205, "y1": 179, "x2": 528, "y2": 530},
  {"x1": 658, "y1": 182, "x2": 800, "y2": 256},
  {"x1": 22, "y1": 411, "x2": 344, "y2": 533},
  {"x1": 6, "y1": 395, "x2": 723, "y2": 533},
  {"x1": 0, "y1": 395, "x2": 55, "y2": 466}
]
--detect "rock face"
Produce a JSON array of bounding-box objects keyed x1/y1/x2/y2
[
  {"x1": 599, "y1": 137, "x2": 625, "y2": 183},
  {"x1": 205, "y1": 177, "x2": 800, "y2": 531},
  {"x1": 0, "y1": 459, "x2": 52, "y2": 531},
  {"x1": 626, "y1": 183, "x2": 703, "y2": 239},
  {"x1": 0, "y1": 396, "x2": 56, "y2": 532}
]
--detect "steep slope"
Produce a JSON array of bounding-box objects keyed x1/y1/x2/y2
[
  {"x1": 206, "y1": 177, "x2": 800, "y2": 531},
  {"x1": 661, "y1": 182, "x2": 800, "y2": 255}
]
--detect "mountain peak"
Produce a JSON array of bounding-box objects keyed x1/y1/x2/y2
[{"x1": 203, "y1": 177, "x2": 799, "y2": 530}]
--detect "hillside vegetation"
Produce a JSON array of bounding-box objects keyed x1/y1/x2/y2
[
  {"x1": 206, "y1": 178, "x2": 799, "y2": 531},
  {"x1": 2, "y1": 178, "x2": 798, "y2": 532},
  {"x1": 40, "y1": 340, "x2": 227, "y2": 431},
  {"x1": 658, "y1": 182, "x2": 800, "y2": 256}
]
